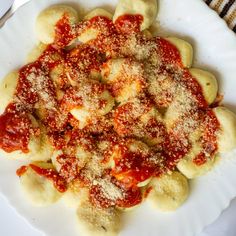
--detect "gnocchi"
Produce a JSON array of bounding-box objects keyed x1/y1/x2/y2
[
  {"x1": 36, "y1": 5, "x2": 79, "y2": 45},
  {"x1": 19, "y1": 163, "x2": 63, "y2": 206},
  {"x1": 0, "y1": 71, "x2": 18, "y2": 114},
  {"x1": 113, "y1": 0, "x2": 158, "y2": 31},
  {"x1": 148, "y1": 171, "x2": 189, "y2": 211}
]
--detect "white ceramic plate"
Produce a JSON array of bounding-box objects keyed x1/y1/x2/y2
[
  {"x1": 0, "y1": 0, "x2": 14, "y2": 18},
  {"x1": 0, "y1": 0, "x2": 236, "y2": 236}
]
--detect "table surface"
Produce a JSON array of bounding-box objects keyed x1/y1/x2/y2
[{"x1": 0, "y1": 0, "x2": 236, "y2": 235}]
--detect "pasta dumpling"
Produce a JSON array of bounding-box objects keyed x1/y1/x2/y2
[
  {"x1": 114, "y1": 97, "x2": 167, "y2": 146},
  {"x1": 148, "y1": 171, "x2": 189, "y2": 211},
  {"x1": 77, "y1": 27, "x2": 101, "y2": 44},
  {"x1": 164, "y1": 87, "x2": 193, "y2": 129},
  {"x1": 84, "y1": 8, "x2": 113, "y2": 21},
  {"x1": 165, "y1": 37, "x2": 193, "y2": 68},
  {"x1": 113, "y1": 0, "x2": 158, "y2": 31},
  {"x1": 77, "y1": 201, "x2": 121, "y2": 236},
  {"x1": 176, "y1": 121, "x2": 217, "y2": 179},
  {"x1": 27, "y1": 43, "x2": 67, "y2": 89},
  {"x1": 111, "y1": 139, "x2": 160, "y2": 187},
  {"x1": 0, "y1": 71, "x2": 18, "y2": 114},
  {"x1": 77, "y1": 9, "x2": 112, "y2": 44},
  {"x1": 62, "y1": 182, "x2": 89, "y2": 208},
  {"x1": 147, "y1": 71, "x2": 176, "y2": 109},
  {"x1": 35, "y1": 5, "x2": 79, "y2": 45},
  {"x1": 26, "y1": 126, "x2": 54, "y2": 162},
  {"x1": 0, "y1": 119, "x2": 53, "y2": 162},
  {"x1": 62, "y1": 80, "x2": 114, "y2": 129},
  {"x1": 101, "y1": 58, "x2": 146, "y2": 103},
  {"x1": 19, "y1": 162, "x2": 64, "y2": 206},
  {"x1": 189, "y1": 68, "x2": 218, "y2": 105},
  {"x1": 51, "y1": 145, "x2": 92, "y2": 173},
  {"x1": 70, "y1": 91, "x2": 114, "y2": 129},
  {"x1": 177, "y1": 143, "x2": 216, "y2": 179},
  {"x1": 213, "y1": 106, "x2": 236, "y2": 152}
]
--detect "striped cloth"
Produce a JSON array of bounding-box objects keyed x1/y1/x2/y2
[{"x1": 204, "y1": 0, "x2": 236, "y2": 32}]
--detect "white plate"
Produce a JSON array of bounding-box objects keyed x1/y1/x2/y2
[
  {"x1": 0, "y1": 0, "x2": 236, "y2": 236},
  {"x1": 0, "y1": 0, "x2": 14, "y2": 18}
]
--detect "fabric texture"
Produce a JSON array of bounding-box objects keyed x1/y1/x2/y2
[{"x1": 204, "y1": 0, "x2": 236, "y2": 32}]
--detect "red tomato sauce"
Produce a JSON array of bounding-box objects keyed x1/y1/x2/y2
[
  {"x1": 182, "y1": 69, "x2": 208, "y2": 109},
  {"x1": 0, "y1": 103, "x2": 31, "y2": 153},
  {"x1": 158, "y1": 38, "x2": 182, "y2": 66},
  {"x1": 54, "y1": 14, "x2": 76, "y2": 48},
  {"x1": 16, "y1": 165, "x2": 28, "y2": 176},
  {"x1": 111, "y1": 144, "x2": 156, "y2": 185},
  {"x1": 115, "y1": 14, "x2": 144, "y2": 33},
  {"x1": 29, "y1": 164, "x2": 67, "y2": 193}
]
